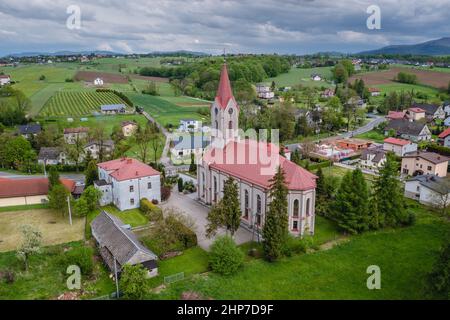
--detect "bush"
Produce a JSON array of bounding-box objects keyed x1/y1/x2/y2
[
  {"x1": 209, "y1": 236, "x2": 244, "y2": 276},
  {"x1": 177, "y1": 178, "x2": 184, "y2": 192},
  {"x1": 1, "y1": 270, "x2": 15, "y2": 284},
  {"x1": 60, "y1": 246, "x2": 94, "y2": 276},
  {"x1": 161, "y1": 186, "x2": 172, "y2": 202},
  {"x1": 183, "y1": 181, "x2": 197, "y2": 193},
  {"x1": 166, "y1": 215, "x2": 197, "y2": 248},
  {"x1": 140, "y1": 198, "x2": 163, "y2": 221},
  {"x1": 282, "y1": 236, "x2": 314, "y2": 257},
  {"x1": 120, "y1": 264, "x2": 150, "y2": 300}
]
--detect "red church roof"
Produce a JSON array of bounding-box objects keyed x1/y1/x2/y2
[
  {"x1": 97, "y1": 158, "x2": 160, "y2": 182},
  {"x1": 215, "y1": 63, "x2": 237, "y2": 110},
  {"x1": 203, "y1": 140, "x2": 317, "y2": 191}
]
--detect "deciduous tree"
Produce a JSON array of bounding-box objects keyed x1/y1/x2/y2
[{"x1": 16, "y1": 225, "x2": 42, "y2": 271}]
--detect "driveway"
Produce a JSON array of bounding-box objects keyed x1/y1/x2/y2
[{"x1": 161, "y1": 190, "x2": 253, "y2": 251}]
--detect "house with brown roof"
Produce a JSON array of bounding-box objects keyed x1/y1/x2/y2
[
  {"x1": 384, "y1": 119, "x2": 431, "y2": 142},
  {"x1": 411, "y1": 103, "x2": 445, "y2": 121},
  {"x1": 401, "y1": 151, "x2": 450, "y2": 178},
  {"x1": 0, "y1": 75, "x2": 11, "y2": 86},
  {"x1": 383, "y1": 137, "x2": 417, "y2": 157},
  {"x1": 64, "y1": 127, "x2": 89, "y2": 144},
  {"x1": 95, "y1": 158, "x2": 161, "y2": 211},
  {"x1": 121, "y1": 121, "x2": 138, "y2": 137},
  {"x1": 405, "y1": 107, "x2": 426, "y2": 122},
  {"x1": 438, "y1": 128, "x2": 450, "y2": 148},
  {"x1": 0, "y1": 178, "x2": 78, "y2": 207}
]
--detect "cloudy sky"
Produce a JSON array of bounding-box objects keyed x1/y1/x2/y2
[{"x1": 0, "y1": 0, "x2": 449, "y2": 56}]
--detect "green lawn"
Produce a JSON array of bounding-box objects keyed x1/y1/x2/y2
[
  {"x1": 127, "y1": 92, "x2": 209, "y2": 127},
  {"x1": 0, "y1": 241, "x2": 115, "y2": 300},
  {"x1": 148, "y1": 247, "x2": 210, "y2": 288},
  {"x1": 156, "y1": 205, "x2": 449, "y2": 300},
  {"x1": 354, "y1": 129, "x2": 386, "y2": 143},
  {"x1": 0, "y1": 204, "x2": 49, "y2": 213},
  {"x1": 265, "y1": 67, "x2": 334, "y2": 88}
]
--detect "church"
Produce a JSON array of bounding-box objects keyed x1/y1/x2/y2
[{"x1": 197, "y1": 63, "x2": 317, "y2": 237}]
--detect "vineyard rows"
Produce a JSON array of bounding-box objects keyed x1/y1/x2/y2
[{"x1": 40, "y1": 91, "x2": 128, "y2": 116}]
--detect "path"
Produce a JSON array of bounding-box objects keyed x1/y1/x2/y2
[{"x1": 161, "y1": 190, "x2": 253, "y2": 251}]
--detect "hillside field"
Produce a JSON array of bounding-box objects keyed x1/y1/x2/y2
[
  {"x1": 40, "y1": 91, "x2": 130, "y2": 116},
  {"x1": 265, "y1": 66, "x2": 334, "y2": 87}
]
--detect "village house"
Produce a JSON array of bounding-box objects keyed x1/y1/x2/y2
[
  {"x1": 386, "y1": 111, "x2": 406, "y2": 121},
  {"x1": 198, "y1": 63, "x2": 317, "y2": 237},
  {"x1": 383, "y1": 137, "x2": 418, "y2": 157},
  {"x1": 91, "y1": 211, "x2": 158, "y2": 278},
  {"x1": 359, "y1": 147, "x2": 386, "y2": 171},
  {"x1": 0, "y1": 178, "x2": 78, "y2": 207},
  {"x1": 100, "y1": 104, "x2": 126, "y2": 114},
  {"x1": 256, "y1": 84, "x2": 275, "y2": 99},
  {"x1": 438, "y1": 128, "x2": 450, "y2": 148},
  {"x1": 444, "y1": 116, "x2": 450, "y2": 127},
  {"x1": 384, "y1": 119, "x2": 431, "y2": 142},
  {"x1": 171, "y1": 135, "x2": 210, "y2": 160},
  {"x1": 84, "y1": 140, "x2": 115, "y2": 160},
  {"x1": 404, "y1": 175, "x2": 450, "y2": 208},
  {"x1": 94, "y1": 78, "x2": 104, "y2": 86},
  {"x1": 412, "y1": 103, "x2": 445, "y2": 121},
  {"x1": 311, "y1": 74, "x2": 322, "y2": 81},
  {"x1": 443, "y1": 101, "x2": 450, "y2": 116},
  {"x1": 368, "y1": 88, "x2": 381, "y2": 96},
  {"x1": 37, "y1": 147, "x2": 74, "y2": 166},
  {"x1": 405, "y1": 107, "x2": 426, "y2": 122},
  {"x1": 179, "y1": 119, "x2": 201, "y2": 132},
  {"x1": 336, "y1": 138, "x2": 372, "y2": 151},
  {"x1": 94, "y1": 158, "x2": 161, "y2": 211},
  {"x1": 0, "y1": 75, "x2": 11, "y2": 86},
  {"x1": 121, "y1": 121, "x2": 138, "y2": 137},
  {"x1": 18, "y1": 123, "x2": 42, "y2": 139},
  {"x1": 321, "y1": 88, "x2": 335, "y2": 98},
  {"x1": 64, "y1": 127, "x2": 89, "y2": 144},
  {"x1": 401, "y1": 151, "x2": 449, "y2": 178}
]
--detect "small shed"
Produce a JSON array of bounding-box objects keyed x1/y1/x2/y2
[{"x1": 91, "y1": 211, "x2": 158, "y2": 278}]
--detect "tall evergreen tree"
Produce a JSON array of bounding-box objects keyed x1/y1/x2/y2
[
  {"x1": 84, "y1": 160, "x2": 98, "y2": 187},
  {"x1": 262, "y1": 166, "x2": 289, "y2": 262},
  {"x1": 316, "y1": 167, "x2": 326, "y2": 197},
  {"x1": 48, "y1": 166, "x2": 60, "y2": 191},
  {"x1": 333, "y1": 169, "x2": 370, "y2": 234},
  {"x1": 371, "y1": 154, "x2": 407, "y2": 228}
]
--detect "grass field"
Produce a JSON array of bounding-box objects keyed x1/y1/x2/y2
[
  {"x1": 40, "y1": 91, "x2": 130, "y2": 116},
  {"x1": 0, "y1": 241, "x2": 115, "y2": 300},
  {"x1": 128, "y1": 93, "x2": 209, "y2": 127},
  {"x1": 265, "y1": 67, "x2": 334, "y2": 88},
  {"x1": 0, "y1": 209, "x2": 84, "y2": 252},
  {"x1": 354, "y1": 129, "x2": 387, "y2": 143},
  {"x1": 156, "y1": 204, "x2": 449, "y2": 300}
]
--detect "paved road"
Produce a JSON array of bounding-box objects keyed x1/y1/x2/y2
[
  {"x1": 0, "y1": 171, "x2": 85, "y2": 183},
  {"x1": 161, "y1": 190, "x2": 253, "y2": 251}
]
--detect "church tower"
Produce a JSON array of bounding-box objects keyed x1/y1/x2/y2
[{"x1": 210, "y1": 63, "x2": 239, "y2": 145}]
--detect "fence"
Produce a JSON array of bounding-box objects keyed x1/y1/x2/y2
[{"x1": 164, "y1": 272, "x2": 185, "y2": 284}]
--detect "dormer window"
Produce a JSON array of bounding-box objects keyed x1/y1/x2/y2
[{"x1": 228, "y1": 108, "x2": 233, "y2": 115}]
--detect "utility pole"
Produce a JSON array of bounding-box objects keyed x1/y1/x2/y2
[
  {"x1": 114, "y1": 258, "x2": 120, "y2": 299},
  {"x1": 67, "y1": 196, "x2": 72, "y2": 226}
]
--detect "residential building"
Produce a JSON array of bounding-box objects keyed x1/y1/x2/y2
[
  {"x1": 311, "y1": 74, "x2": 322, "y2": 81},
  {"x1": 443, "y1": 101, "x2": 450, "y2": 116},
  {"x1": 84, "y1": 140, "x2": 115, "y2": 160},
  {"x1": 94, "y1": 78, "x2": 104, "y2": 86},
  {"x1": 444, "y1": 117, "x2": 450, "y2": 127},
  {"x1": 383, "y1": 137, "x2": 418, "y2": 157},
  {"x1": 94, "y1": 158, "x2": 161, "y2": 211},
  {"x1": 91, "y1": 211, "x2": 158, "y2": 277},
  {"x1": 198, "y1": 63, "x2": 317, "y2": 237},
  {"x1": 401, "y1": 151, "x2": 450, "y2": 177},
  {"x1": 404, "y1": 175, "x2": 450, "y2": 207},
  {"x1": 0, "y1": 75, "x2": 11, "y2": 86},
  {"x1": 64, "y1": 127, "x2": 89, "y2": 144},
  {"x1": 38, "y1": 147, "x2": 74, "y2": 166},
  {"x1": 412, "y1": 103, "x2": 445, "y2": 120},
  {"x1": 360, "y1": 147, "x2": 386, "y2": 171},
  {"x1": 121, "y1": 121, "x2": 138, "y2": 137},
  {"x1": 256, "y1": 84, "x2": 275, "y2": 99},
  {"x1": 386, "y1": 111, "x2": 406, "y2": 121},
  {"x1": 384, "y1": 119, "x2": 431, "y2": 142},
  {"x1": 405, "y1": 107, "x2": 426, "y2": 121},
  {"x1": 178, "y1": 119, "x2": 201, "y2": 132},
  {"x1": 438, "y1": 128, "x2": 450, "y2": 148},
  {"x1": 368, "y1": 88, "x2": 381, "y2": 96},
  {"x1": 321, "y1": 88, "x2": 335, "y2": 98},
  {"x1": 18, "y1": 123, "x2": 42, "y2": 139},
  {"x1": 171, "y1": 135, "x2": 210, "y2": 159},
  {"x1": 336, "y1": 138, "x2": 372, "y2": 151},
  {"x1": 100, "y1": 104, "x2": 126, "y2": 114},
  {"x1": 0, "y1": 178, "x2": 77, "y2": 207}
]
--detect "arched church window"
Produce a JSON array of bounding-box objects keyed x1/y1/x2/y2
[
  {"x1": 293, "y1": 199, "x2": 299, "y2": 217},
  {"x1": 306, "y1": 199, "x2": 311, "y2": 216},
  {"x1": 228, "y1": 121, "x2": 233, "y2": 130},
  {"x1": 215, "y1": 120, "x2": 218, "y2": 130},
  {"x1": 256, "y1": 195, "x2": 262, "y2": 226},
  {"x1": 215, "y1": 108, "x2": 218, "y2": 115}
]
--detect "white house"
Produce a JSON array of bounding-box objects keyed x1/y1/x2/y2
[
  {"x1": 256, "y1": 84, "x2": 275, "y2": 99},
  {"x1": 438, "y1": 128, "x2": 450, "y2": 148},
  {"x1": 368, "y1": 88, "x2": 381, "y2": 96},
  {"x1": 405, "y1": 175, "x2": 450, "y2": 207},
  {"x1": 121, "y1": 121, "x2": 138, "y2": 137},
  {"x1": 171, "y1": 135, "x2": 210, "y2": 160},
  {"x1": 95, "y1": 158, "x2": 161, "y2": 211},
  {"x1": 64, "y1": 127, "x2": 89, "y2": 144},
  {"x1": 179, "y1": 119, "x2": 201, "y2": 132},
  {"x1": 383, "y1": 137, "x2": 418, "y2": 157},
  {"x1": 94, "y1": 78, "x2": 104, "y2": 86},
  {"x1": 38, "y1": 147, "x2": 74, "y2": 166},
  {"x1": 84, "y1": 140, "x2": 115, "y2": 160},
  {"x1": 443, "y1": 101, "x2": 450, "y2": 117},
  {"x1": 311, "y1": 74, "x2": 322, "y2": 81},
  {"x1": 0, "y1": 75, "x2": 11, "y2": 86},
  {"x1": 359, "y1": 147, "x2": 386, "y2": 171}
]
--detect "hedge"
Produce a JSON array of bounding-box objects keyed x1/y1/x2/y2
[
  {"x1": 166, "y1": 215, "x2": 197, "y2": 249},
  {"x1": 426, "y1": 144, "x2": 450, "y2": 157},
  {"x1": 140, "y1": 198, "x2": 163, "y2": 221}
]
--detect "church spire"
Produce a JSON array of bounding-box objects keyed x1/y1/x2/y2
[{"x1": 215, "y1": 63, "x2": 234, "y2": 110}]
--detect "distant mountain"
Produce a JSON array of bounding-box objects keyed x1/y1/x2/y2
[
  {"x1": 358, "y1": 37, "x2": 450, "y2": 56},
  {"x1": 3, "y1": 49, "x2": 208, "y2": 58}
]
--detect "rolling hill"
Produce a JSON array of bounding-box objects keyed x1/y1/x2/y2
[{"x1": 359, "y1": 37, "x2": 450, "y2": 56}]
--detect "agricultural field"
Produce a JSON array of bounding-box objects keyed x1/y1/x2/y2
[
  {"x1": 127, "y1": 93, "x2": 209, "y2": 127},
  {"x1": 40, "y1": 91, "x2": 131, "y2": 116},
  {"x1": 265, "y1": 66, "x2": 334, "y2": 88},
  {"x1": 349, "y1": 66, "x2": 450, "y2": 90}
]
